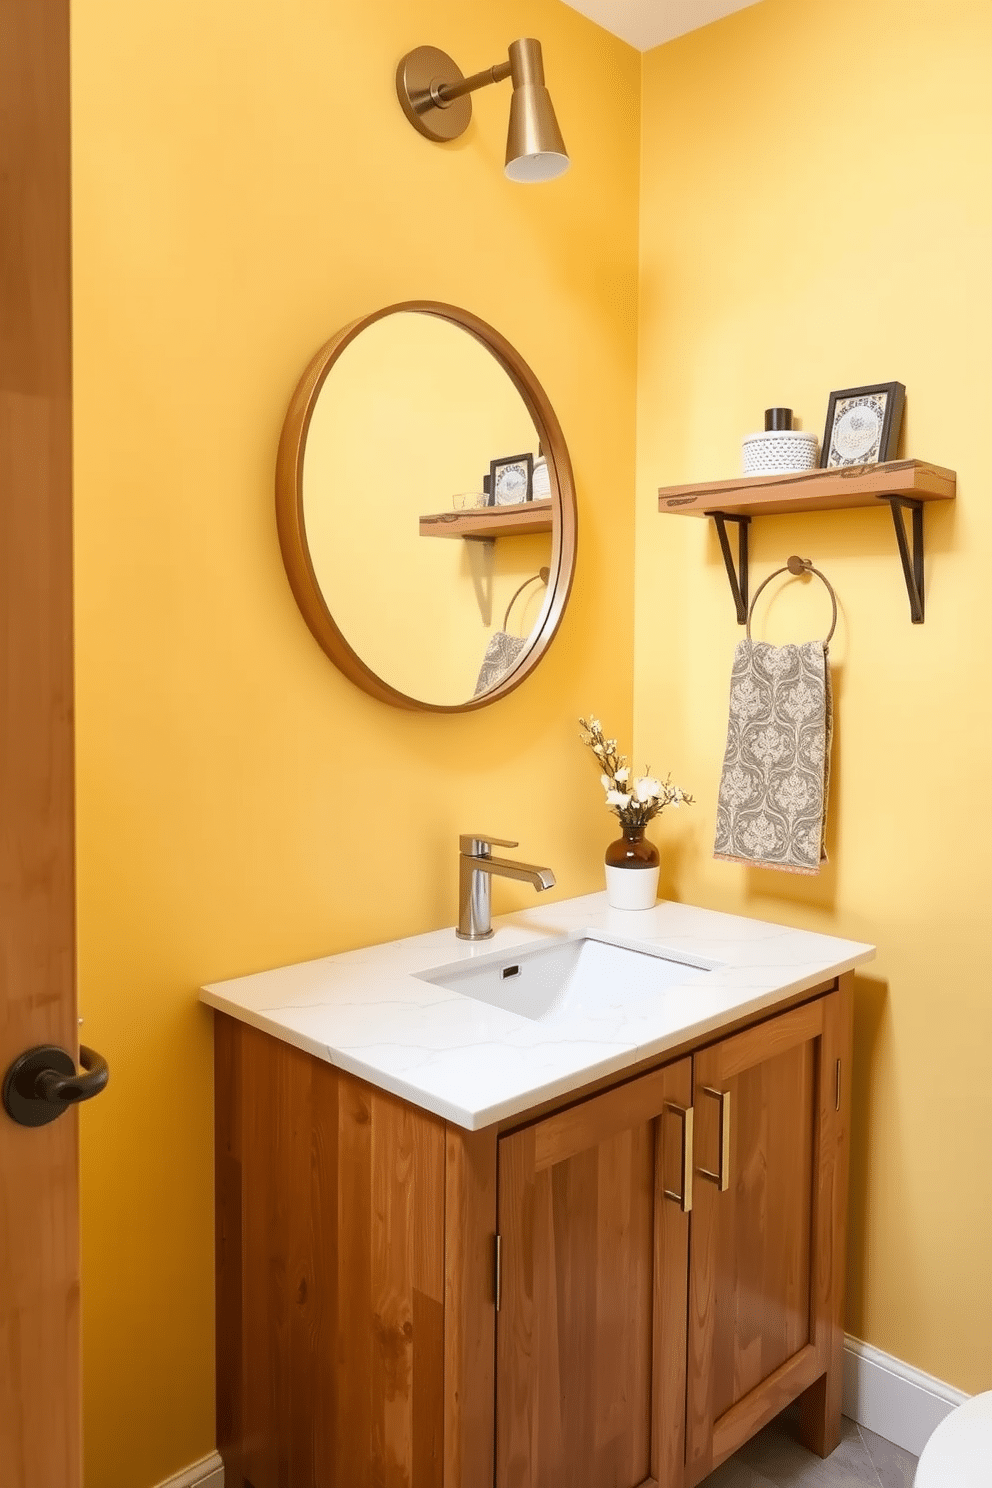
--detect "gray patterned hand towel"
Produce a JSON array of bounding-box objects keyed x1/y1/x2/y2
[{"x1": 714, "y1": 640, "x2": 832, "y2": 874}]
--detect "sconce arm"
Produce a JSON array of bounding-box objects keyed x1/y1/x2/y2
[{"x1": 434, "y1": 60, "x2": 512, "y2": 107}]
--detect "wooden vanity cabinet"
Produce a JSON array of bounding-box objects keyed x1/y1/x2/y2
[{"x1": 214, "y1": 974, "x2": 852, "y2": 1488}]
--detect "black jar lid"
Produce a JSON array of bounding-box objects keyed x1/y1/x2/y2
[{"x1": 764, "y1": 407, "x2": 793, "y2": 430}]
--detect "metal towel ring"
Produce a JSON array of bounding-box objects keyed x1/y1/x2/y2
[
  {"x1": 503, "y1": 566, "x2": 550, "y2": 631},
  {"x1": 746, "y1": 555, "x2": 838, "y2": 644}
]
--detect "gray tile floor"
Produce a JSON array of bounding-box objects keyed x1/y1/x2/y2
[{"x1": 701, "y1": 1412, "x2": 918, "y2": 1487}]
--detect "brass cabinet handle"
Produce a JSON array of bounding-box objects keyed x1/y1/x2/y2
[
  {"x1": 698, "y1": 1086, "x2": 731, "y2": 1191},
  {"x1": 662, "y1": 1102, "x2": 694, "y2": 1213}
]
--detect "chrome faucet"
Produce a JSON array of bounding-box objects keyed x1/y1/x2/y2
[{"x1": 457, "y1": 834, "x2": 556, "y2": 941}]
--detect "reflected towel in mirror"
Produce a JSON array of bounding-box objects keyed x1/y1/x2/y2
[
  {"x1": 473, "y1": 566, "x2": 549, "y2": 697},
  {"x1": 474, "y1": 632, "x2": 528, "y2": 695}
]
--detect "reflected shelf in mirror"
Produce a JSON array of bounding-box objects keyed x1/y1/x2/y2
[{"x1": 419, "y1": 499, "x2": 552, "y2": 540}]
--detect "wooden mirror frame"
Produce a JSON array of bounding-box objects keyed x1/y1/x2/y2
[{"x1": 275, "y1": 301, "x2": 577, "y2": 712}]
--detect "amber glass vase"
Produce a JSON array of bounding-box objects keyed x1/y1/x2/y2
[{"x1": 604, "y1": 824, "x2": 660, "y2": 910}]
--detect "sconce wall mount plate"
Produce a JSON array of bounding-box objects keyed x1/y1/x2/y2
[{"x1": 396, "y1": 46, "x2": 473, "y2": 142}]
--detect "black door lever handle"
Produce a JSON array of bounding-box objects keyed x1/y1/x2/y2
[{"x1": 2, "y1": 1044, "x2": 109, "y2": 1127}]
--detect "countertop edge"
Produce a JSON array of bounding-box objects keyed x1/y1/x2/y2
[{"x1": 200, "y1": 901, "x2": 875, "y2": 1130}]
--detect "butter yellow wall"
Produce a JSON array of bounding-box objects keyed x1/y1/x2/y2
[
  {"x1": 71, "y1": 2, "x2": 640, "y2": 1481},
  {"x1": 636, "y1": 0, "x2": 992, "y2": 1394}
]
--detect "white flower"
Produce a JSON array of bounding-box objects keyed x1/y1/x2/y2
[
  {"x1": 606, "y1": 789, "x2": 632, "y2": 809},
  {"x1": 580, "y1": 714, "x2": 693, "y2": 825}
]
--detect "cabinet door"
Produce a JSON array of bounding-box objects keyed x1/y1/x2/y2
[
  {"x1": 496, "y1": 1059, "x2": 693, "y2": 1488},
  {"x1": 684, "y1": 989, "x2": 851, "y2": 1485}
]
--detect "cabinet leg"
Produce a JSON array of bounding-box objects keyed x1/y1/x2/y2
[{"x1": 796, "y1": 1369, "x2": 842, "y2": 1459}]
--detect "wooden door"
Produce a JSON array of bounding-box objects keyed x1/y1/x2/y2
[
  {"x1": 0, "y1": 1, "x2": 80, "y2": 1485},
  {"x1": 684, "y1": 985, "x2": 853, "y2": 1486},
  {"x1": 496, "y1": 1059, "x2": 693, "y2": 1488}
]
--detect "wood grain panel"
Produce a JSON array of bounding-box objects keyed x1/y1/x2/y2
[
  {"x1": 497, "y1": 1062, "x2": 691, "y2": 1488},
  {"x1": 532, "y1": 1064, "x2": 675, "y2": 1171},
  {"x1": 709, "y1": 1345, "x2": 820, "y2": 1472},
  {"x1": 495, "y1": 1124, "x2": 537, "y2": 1484},
  {"x1": 711, "y1": 1040, "x2": 814, "y2": 1417},
  {"x1": 0, "y1": 0, "x2": 79, "y2": 1482},
  {"x1": 370, "y1": 1090, "x2": 445, "y2": 1484},
  {"x1": 652, "y1": 1063, "x2": 693, "y2": 1488},
  {"x1": 214, "y1": 1019, "x2": 246, "y2": 1488},
  {"x1": 335, "y1": 1071, "x2": 371, "y2": 1486},
  {"x1": 444, "y1": 1125, "x2": 498, "y2": 1488},
  {"x1": 686, "y1": 1004, "x2": 823, "y2": 1484},
  {"x1": 797, "y1": 973, "x2": 854, "y2": 1458},
  {"x1": 214, "y1": 1017, "x2": 446, "y2": 1487},
  {"x1": 705, "y1": 1000, "x2": 823, "y2": 1083}
]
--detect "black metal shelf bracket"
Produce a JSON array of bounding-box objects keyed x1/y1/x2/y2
[
  {"x1": 885, "y1": 495, "x2": 925, "y2": 623},
  {"x1": 704, "y1": 495, "x2": 926, "y2": 626},
  {"x1": 709, "y1": 511, "x2": 751, "y2": 624}
]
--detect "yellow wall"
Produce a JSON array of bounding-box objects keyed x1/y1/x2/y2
[
  {"x1": 636, "y1": 0, "x2": 992, "y2": 1394},
  {"x1": 71, "y1": 1, "x2": 640, "y2": 1481}
]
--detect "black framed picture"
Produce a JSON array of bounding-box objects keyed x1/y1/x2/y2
[
  {"x1": 820, "y1": 382, "x2": 906, "y2": 468},
  {"x1": 489, "y1": 452, "x2": 534, "y2": 506}
]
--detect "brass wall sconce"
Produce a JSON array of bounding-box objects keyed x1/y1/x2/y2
[{"x1": 396, "y1": 39, "x2": 570, "y2": 183}]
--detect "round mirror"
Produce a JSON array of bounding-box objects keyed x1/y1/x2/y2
[{"x1": 275, "y1": 302, "x2": 576, "y2": 711}]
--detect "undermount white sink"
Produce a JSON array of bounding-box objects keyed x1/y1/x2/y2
[{"x1": 416, "y1": 935, "x2": 713, "y2": 1022}]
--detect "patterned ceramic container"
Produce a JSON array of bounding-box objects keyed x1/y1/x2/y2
[{"x1": 741, "y1": 429, "x2": 818, "y2": 476}]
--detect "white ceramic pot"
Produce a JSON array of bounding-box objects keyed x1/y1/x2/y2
[{"x1": 605, "y1": 864, "x2": 660, "y2": 910}]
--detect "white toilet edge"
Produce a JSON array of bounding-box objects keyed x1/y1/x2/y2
[{"x1": 913, "y1": 1390, "x2": 992, "y2": 1487}]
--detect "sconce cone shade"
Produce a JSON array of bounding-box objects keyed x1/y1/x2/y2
[{"x1": 504, "y1": 39, "x2": 569, "y2": 183}]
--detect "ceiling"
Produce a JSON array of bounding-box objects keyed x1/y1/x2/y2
[{"x1": 559, "y1": 0, "x2": 762, "y2": 51}]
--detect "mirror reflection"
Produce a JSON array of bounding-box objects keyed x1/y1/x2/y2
[{"x1": 281, "y1": 305, "x2": 572, "y2": 710}]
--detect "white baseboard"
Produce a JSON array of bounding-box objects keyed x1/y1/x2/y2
[
  {"x1": 152, "y1": 1451, "x2": 223, "y2": 1488},
  {"x1": 843, "y1": 1335, "x2": 970, "y2": 1458}
]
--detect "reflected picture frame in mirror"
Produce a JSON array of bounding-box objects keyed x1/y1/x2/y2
[{"x1": 275, "y1": 301, "x2": 577, "y2": 712}]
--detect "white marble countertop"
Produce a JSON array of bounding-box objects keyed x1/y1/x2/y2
[{"x1": 200, "y1": 894, "x2": 874, "y2": 1130}]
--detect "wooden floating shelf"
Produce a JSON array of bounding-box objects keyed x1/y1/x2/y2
[
  {"x1": 656, "y1": 459, "x2": 956, "y2": 625},
  {"x1": 657, "y1": 459, "x2": 955, "y2": 518},
  {"x1": 419, "y1": 499, "x2": 552, "y2": 540}
]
